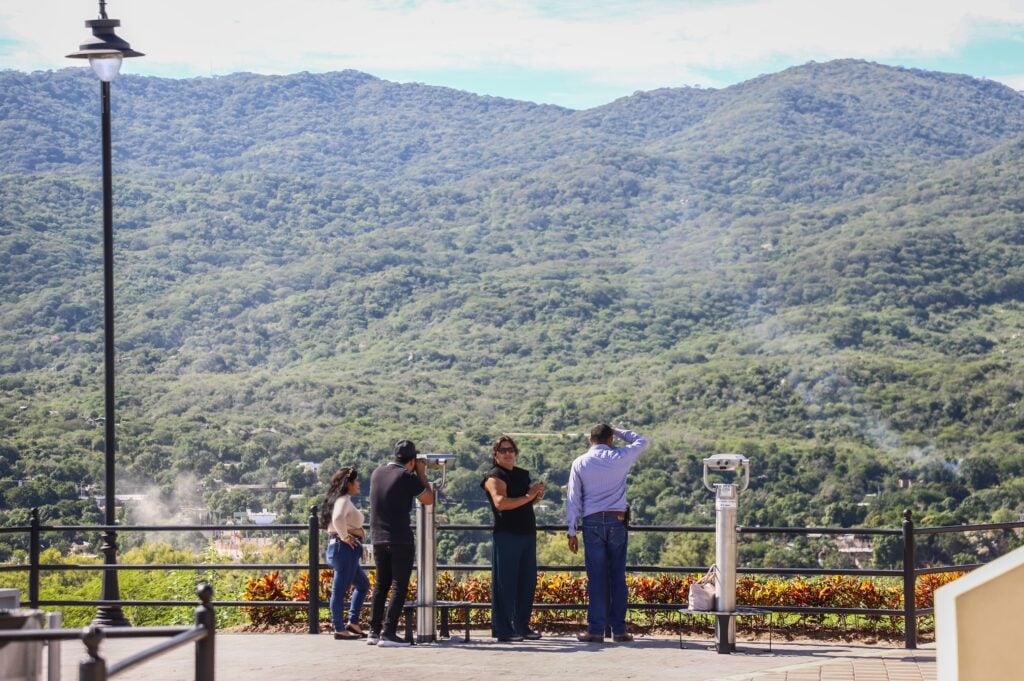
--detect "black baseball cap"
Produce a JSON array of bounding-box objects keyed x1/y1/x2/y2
[{"x1": 394, "y1": 439, "x2": 419, "y2": 462}]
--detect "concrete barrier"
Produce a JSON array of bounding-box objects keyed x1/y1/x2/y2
[
  {"x1": 0, "y1": 609, "x2": 44, "y2": 681},
  {"x1": 935, "y1": 544, "x2": 1024, "y2": 681},
  {"x1": 0, "y1": 589, "x2": 20, "y2": 609}
]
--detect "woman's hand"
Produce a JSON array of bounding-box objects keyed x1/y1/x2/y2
[{"x1": 342, "y1": 534, "x2": 359, "y2": 547}]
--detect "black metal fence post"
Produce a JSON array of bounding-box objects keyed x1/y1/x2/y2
[
  {"x1": 28, "y1": 507, "x2": 40, "y2": 608},
  {"x1": 194, "y1": 583, "x2": 215, "y2": 681},
  {"x1": 308, "y1": 506, "x2": 320, "y2": 634},
  {"x1": 902, "y1": 508, "x2": 916, "y2": 650},
  {"x1": 78, "y1": 625, "x2": 107, "y2": 681}
]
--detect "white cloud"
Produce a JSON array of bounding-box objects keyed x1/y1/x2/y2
[
  {"x1": 3, "y1": 0, "x2": 1024, "y2": 96},
  {"x1": 993, "y1": 73, "x2": 1024, "y2": 91}
]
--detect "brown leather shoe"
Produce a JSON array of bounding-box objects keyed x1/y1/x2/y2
[
  {"x1": 612, "y1": 632, "x2": 634, "y2": 642},
  {"x1": 576, "y1": 633, "x2": 605, "y2": 643}
]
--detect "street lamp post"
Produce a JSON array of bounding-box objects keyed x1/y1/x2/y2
[{"x1": 67, "y1": 0, "x2": 143, "y2": 628}]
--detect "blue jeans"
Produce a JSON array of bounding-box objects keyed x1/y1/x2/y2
[
  {"x1": 582, "y1": 514, "x2": 628, "y2": 636},
  {"x1": 326, "y1": 538, "x2": 369, "y2": 632},
  {"x1": 490, "y1": 532, "x2": 537, "y2": 638}
]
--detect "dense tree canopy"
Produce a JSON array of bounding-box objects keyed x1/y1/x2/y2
[{"x1": 2, "y1": 59, "x2": 1023, "y2": 566}]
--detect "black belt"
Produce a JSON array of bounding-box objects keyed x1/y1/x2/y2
[{"x1": 585, "y1": 511, "x2": 626, "y2": 520}]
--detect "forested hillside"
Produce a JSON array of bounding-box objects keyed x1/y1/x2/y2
[{"x1": 2, "y1": 59, "x2": 1023, "y2": 566}]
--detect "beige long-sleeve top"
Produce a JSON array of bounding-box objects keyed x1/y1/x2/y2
[{"x1": 331, "y1": 495, "x2": 365, "y2": 538}]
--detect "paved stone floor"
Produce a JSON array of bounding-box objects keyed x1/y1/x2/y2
[
  {"x1": 729, "y1": 652, "x2": 936, "y2": 681},
  {"x1": 51, "y1": 631, "x2": 936, "y2": 681}
]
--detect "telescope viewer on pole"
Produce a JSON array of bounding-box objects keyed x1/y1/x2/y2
[
  {"x1": 415, "y1": 453, "x2": 454, "y2": 643},
  {"x1": 417, "y1": 453, "x2": 454, "y2": 474},
  {"x1": 702, "y1": 454, "x2": 751, "y2": 487},
  {"x1": 701, "y1": 454, "x2": 751, "y2": 654}
]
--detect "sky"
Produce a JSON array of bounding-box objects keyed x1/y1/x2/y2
[{"x1": 1, "y1": 0, "x2": 1023, "y2": 110}]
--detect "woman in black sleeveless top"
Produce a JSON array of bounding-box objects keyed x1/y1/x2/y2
[{"x1": 481, "y1": 436, "x2": 545, "y2": 642}]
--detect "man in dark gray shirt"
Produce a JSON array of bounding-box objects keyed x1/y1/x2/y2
[{"x1": 368, "y1": 439, "x2": 434, "y2": 647}]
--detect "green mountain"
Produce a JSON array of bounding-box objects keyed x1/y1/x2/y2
[{"x1": 1, "y1": 59, "x2": 1023, "y2": 566}]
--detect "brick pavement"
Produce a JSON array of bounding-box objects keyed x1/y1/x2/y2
[
  {"x1": 734, "y1": 650, "x2": 937, "y2": 681},
  {"x1": 52, "y1": 632, "x2": 937, "y2": 681}
]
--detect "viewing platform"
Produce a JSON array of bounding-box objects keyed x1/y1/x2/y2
[{"x1": 51, "y1": 631, "x2": 936, "y2": 681}]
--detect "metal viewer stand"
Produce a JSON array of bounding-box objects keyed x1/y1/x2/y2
[
  {"x1": 702, "y1": 454, "x2": 750, "y2": 654},
  {"x1": 415, "y1": 453, "x2": 454, "y2": 644}
]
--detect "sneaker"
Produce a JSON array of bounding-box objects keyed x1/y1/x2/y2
[
  {"x1": 377, "y1": 634, "x2": 411, "y2": 648},
  {"x1": 366, "y1": 632, "x2": 380, "y2": 646},
  {"x1": 522, "y1": 630, "x2": 543, "y2": 640},
  {"x1": 495, "y1": 635, "x2": 524, "y2": 642}
]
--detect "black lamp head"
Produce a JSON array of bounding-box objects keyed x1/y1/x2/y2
[{"x1": 66, "y1": 16, "x2": 144, "y2": 60}]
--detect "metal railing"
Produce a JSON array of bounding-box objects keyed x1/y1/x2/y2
[
  {"x1": 1, "y1": 507, "x2": 1021, "y2": 649},
  {"x1": 0, "y1": 583, "x2": 215, "y2": 681}
]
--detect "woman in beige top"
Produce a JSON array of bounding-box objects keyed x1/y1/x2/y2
[{"x1": 319, "y1": 467, "x2": 370, "y2": 639}]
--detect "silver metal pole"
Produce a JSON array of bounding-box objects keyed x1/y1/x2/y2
[
  {"x1": 413, "y1": 454, "x2": 451, "y2": 644},
  {"x1": 415, "y1": 499, "x2": 437, "y2": 643},
  {"x1": 702, "y1": 454, "x2": 749, "y2": 655},
  {"x1": 48, "y1": 612, "x2": 63, "y2": 681},
  {"x1": 714, "y1": 484, "x2": 738, "y2": 652}
]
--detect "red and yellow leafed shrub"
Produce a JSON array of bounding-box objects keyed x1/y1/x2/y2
[
  {"x1": 243, "y1": 571, "x2": 296, "y2": 626},
  {"x1": 915, "y1": 571, "x2": 964, "y2": 608},
  {"x1": 290, "y1": 568, "x2": 334, "y2": 603},
  {"x1": 738, "y1": 575, "x2": 903, "y2": 610},
  {"x1": 535, "y1": 572, "x2": 587, "y2": 604},
  {"x1": 438, "y1": 570, "x2": 489, "y2": 603},
  {"x1": 242, "y1": 569, "x2": 966, "y2": 636},
  {"x1": 629, "y1": 573, "x2": 689, "y2": 604}
]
